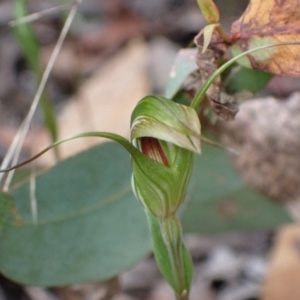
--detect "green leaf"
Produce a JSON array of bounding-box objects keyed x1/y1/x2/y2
[
  {"x1": 0, "y1": 135, "x2": 291, "y2": 287},
  {"x1": 182, "y1": 143, "x2": 292, "y2": 234},
  {"x1": 14, "y1": 0, "x2": 40, "y2": 73},
  {"x1": 0, "y1": 193, "x2": 15, "y2": 234},
  {"x1": 172, "y1": 91, "x2": 191, "y2": 106},
  {"x1": 225, "y1": 66, "x2": 273, "y2": 94},
  {"x1": 230, "y1": 43, "x2": 252, "y2": 69},
  {"x1": 165, "y1": 49, "x2": 198, "y2": 100},
  {"x1": 0, "y1": 143, "x2": 151, "y2": 286}
]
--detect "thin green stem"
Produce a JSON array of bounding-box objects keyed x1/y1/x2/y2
[
  {"x1": 190, "y1": 41, "x2": 300, "y2": 110},
  {"x1": 0, "y1": 131, "x2": 138, "y2": 173}
]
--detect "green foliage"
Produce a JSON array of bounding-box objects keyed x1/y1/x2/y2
[
  {"x1": 182, "y1": 143, "x2": 292, "y2": 234},
  {"x1": 0, "y1": 143, "x2": 151, "y2": 286},
  {"x1": 0, "y1": 141, "x2": 291, "y2": 286},
  {"x1": 14, "y1": 0, "x2": 39, "y2": 73},
  {"x1": 165, "y1": 49, "x2": 199, "y2": 100},
  {"x1": 0, "y1": 193, "x2": 14, "y2": 234},
  {"x1": 1, "y1": 1, "x2": 296, "y2": 294},
  {"x1": 225, "y1": 66, "x2": 273, "y2": 94}
]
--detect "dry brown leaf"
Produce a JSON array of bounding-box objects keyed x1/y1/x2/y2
[
  {"x1": 57, "y1": 39, "x2": 150, "y2": 160},
  {"x1": 30, "y1": 39, "x2": 151, "y2": 166},
  {"x1": 194, "y1": 32, "x2": 239, "y2": 121},
  {"x1": 231, "y1": 0, "x2": 300, "y2": 77},
  {"x1": 262, "y1": 225, "x2": 300, "y2": 300}
]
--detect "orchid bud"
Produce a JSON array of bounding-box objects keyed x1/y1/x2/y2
[
  {"x1": 130, "y1": 96, "x2": 201, "y2": 218},
  {"x1": 197, "y1": 0, "x2": 220, "y2": 24}
]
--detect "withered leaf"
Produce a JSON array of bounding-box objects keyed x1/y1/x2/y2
[
  {"x1": 194, "y1": 32, "x2": 239, "y2": 121},
  {"x1": 231, "y1": 0, "x2": 300, "y2": 77},
  {"x1": 209, "y1": 100, "x2": 239, "y2": 121}
]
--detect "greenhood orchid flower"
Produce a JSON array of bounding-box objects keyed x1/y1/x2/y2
[{"x1": 130, "y1": 96, "x2": 201, "y2": 218}]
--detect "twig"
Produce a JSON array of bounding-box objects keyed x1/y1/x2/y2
[
  {"x1": 8, "y1": 2, "x2": 71, "y2": 27},
  {"x1": 0, "y1": 0, "x2": 82, "y2": 191}
]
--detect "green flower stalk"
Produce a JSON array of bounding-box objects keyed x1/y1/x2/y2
[
  {"x1": 130, "y1": 96, "x2": 200, "y2": 299},
  {"x1": 160, "y1": 215, "x2": 192, "y2": 299}
]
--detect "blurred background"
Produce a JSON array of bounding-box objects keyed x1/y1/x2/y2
[{"x1": 1, "y1": 0, "x2": 300, "y2": 300}]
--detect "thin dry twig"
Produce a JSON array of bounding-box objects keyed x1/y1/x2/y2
[
  {"x1": 0, "y1": 0, "x2": 82, "y2": 191},
  {"x1": 8, "y1": 2, "x2": 72, "y2": 27}
]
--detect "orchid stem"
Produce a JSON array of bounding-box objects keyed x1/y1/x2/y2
[{"x1": 160, "y1": 215, "x2": 189, "y2": 300}]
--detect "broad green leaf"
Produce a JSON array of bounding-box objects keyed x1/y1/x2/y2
[
  {"x1": 0, "y1": 137, "x2": 292, "y2": 287},
  {"x1": 0, "y1": 193, "x2": 15, "y2": 234},
  {"x1": 165, "y1": 49, "x2": 198, "y2": 100},
  {"x1": 182, "y1": 143, "x2": 292, "y2": 234},
  {"x1": 0, "y1": 143, "x2": 151, "y2": 286},
  {"x1": 225, "y1": 66, "x2": 273, "y2": 94}
]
